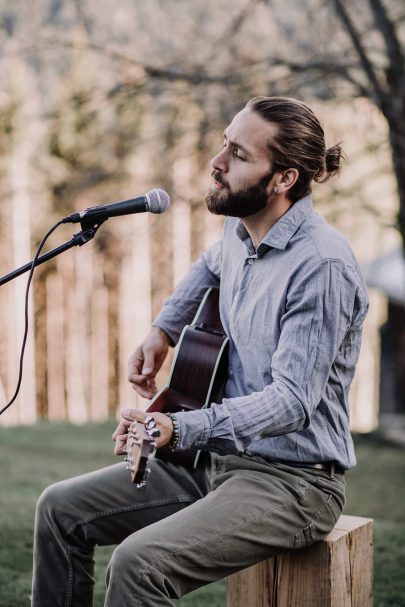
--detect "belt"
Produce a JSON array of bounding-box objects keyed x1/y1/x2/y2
[{"x1": 274, "y1": 460, "x2": 345, "y2": 476}]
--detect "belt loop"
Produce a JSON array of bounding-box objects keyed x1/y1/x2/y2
[{"x1": 330, "y1": 462, "x2": 335, "y2": 479}]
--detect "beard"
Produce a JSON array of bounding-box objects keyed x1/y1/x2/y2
[{"x1": 205, "y1": 171, "x2": 274, "y2": 218}]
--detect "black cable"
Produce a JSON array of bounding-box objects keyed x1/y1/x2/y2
[{"x1": 0, "y1": 219, "x2": 64, "y2": 417}]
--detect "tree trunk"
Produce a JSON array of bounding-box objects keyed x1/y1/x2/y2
[{"x1": 387, "y1": 119, "x2": 405, "y2": 251}]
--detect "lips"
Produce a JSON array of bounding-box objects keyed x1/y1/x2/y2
[
  {"x1": 211, "y1": 172, "x2": 228, "y2": 189},
  {"x1": 212, "y1": 179, "x2": 225, "y2": 190}
]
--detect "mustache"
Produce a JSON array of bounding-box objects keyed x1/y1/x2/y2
[{"x1": 211, "y1": 171, "x2": 229, "y2": 188}]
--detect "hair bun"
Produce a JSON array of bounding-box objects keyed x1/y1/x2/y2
[
  {"x1": 314, "y1": 143, "x2": 344, "y2": 183},
  {"x1": 326, "y1": 143, "x2": 344, "y2": 173},
  {"x1": 315, "y1": 143, "x2": 344, "y2": 183}
]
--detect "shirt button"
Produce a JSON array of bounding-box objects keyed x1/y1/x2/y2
[{"x1": 247, "y1": 258, "x2": 254, "y2": 265}]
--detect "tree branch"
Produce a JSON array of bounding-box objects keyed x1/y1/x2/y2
[
  {"x1": 200, "y1": 0, "x2": 262, "y2": 66},
  {"x1": 30, "y1": 36, "x2": 242, "y2": 86},
  {"x1": 72, "y1": 0, "x2": 93, "y2": 37},
  {"x1": 367, "y1": 0, "x2": 405, "y2": 82},
  {"x1": 331, "y1": 0, "x2": 385, "y2": 104},
  {"x1": 261, "y1": 56, "x2": 371, "y2": 98}
]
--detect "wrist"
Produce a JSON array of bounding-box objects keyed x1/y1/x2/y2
[
  {"x1": 151, "y1": 326, "x2": 173, "y2": 347},
  {"x1": 165, "y1": 413, "x2": 181, "y2": 451}
]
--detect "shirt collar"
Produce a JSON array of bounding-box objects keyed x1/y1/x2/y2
[{"x1": 236, "y1": 195, "x2": 313, "y2": 256}]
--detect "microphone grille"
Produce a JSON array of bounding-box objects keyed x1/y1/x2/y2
[{"x1": 146, "y1": 189, "x2": 171, "y2": 214}]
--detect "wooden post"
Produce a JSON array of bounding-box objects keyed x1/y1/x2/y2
[{"x1": 227, "y1": 515, "x2": 373, "y2": 607}]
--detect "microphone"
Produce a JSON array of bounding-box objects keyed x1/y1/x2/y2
[{"x1": 62, "y1": 189, "x2": 170, "y2": 224}]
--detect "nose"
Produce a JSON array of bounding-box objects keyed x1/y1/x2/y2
[{"x1": 211, "y1": 147, "x2": 228, "y2": 173}]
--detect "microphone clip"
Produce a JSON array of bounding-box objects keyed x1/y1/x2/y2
[
  {"x1": 73, "y1": 214, "x2": 108, "y2": 247},
  {"x1": 62, "y1": 206, "x2": 109, "y2": 227}
]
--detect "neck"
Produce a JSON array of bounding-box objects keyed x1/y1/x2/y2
[{"x1": 241, "y1": 194, "x2": 293, "y2": 250}]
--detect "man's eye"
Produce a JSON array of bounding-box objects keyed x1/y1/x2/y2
[
  {"x1": 232, "y1": 148, "x2": 245, "y2": 160},
  {"x1": 222, "y1": 141, "x2": 245, "y2": 160}
]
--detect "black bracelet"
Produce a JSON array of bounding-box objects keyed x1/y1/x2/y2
[{"x1": 166, "y1": 413, "x2": 181, "y2": 451}]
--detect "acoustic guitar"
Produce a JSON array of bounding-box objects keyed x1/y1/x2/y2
[{"x1": 125, "y1": 287, "x2": 229, "y2": 486}]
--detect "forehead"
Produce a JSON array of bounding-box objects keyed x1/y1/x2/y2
[{"x1": 224, "y1": 108, "x2": 277, "y2": 158}]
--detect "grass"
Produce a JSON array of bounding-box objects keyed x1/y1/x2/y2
[{"x1": 0, "y1": 422, "x2": 404, "y2": 606}]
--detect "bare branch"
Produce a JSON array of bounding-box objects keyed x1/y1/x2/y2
[
  {"x1": 221, "y1": 0, "x2": 261, "y2": 40},
  {"x1": 367, "y1": 0, "x2": 405, "y2": 82},
  {"x1": 200, "y1": 0, "x2": 262, "y2": 66},
  {"x1": 23, "y1": 36, "x2": 242, "y2": 86},
  {"x1": 142, "y1": 64, "x2": 238, "y2": 85},
  {"x1": 72, "y1": 0, "x2": 93, "y2": 37},
  {"x1": 259, "y1": 56, "x2": 372, "y2": 98},
  {"x1": 331, "y1": 0, "x2": 386, "y2": 105}
]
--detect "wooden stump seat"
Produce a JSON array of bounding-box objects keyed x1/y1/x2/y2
[{"x1": 227, "y1": 515, "x2": 373, "y2": 607}]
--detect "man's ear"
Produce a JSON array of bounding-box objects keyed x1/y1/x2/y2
[{"x1": 274, "y1": 169, "x2": 299, "y2": 195}]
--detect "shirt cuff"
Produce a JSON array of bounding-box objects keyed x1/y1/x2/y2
[
  {"x1": 152, "y1": 317, "x2": 184, "y2": 347},
  {"x1": 174, "y1": 409, "x2": 212, "y2": 451}
]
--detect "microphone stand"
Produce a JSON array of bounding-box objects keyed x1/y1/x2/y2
[{"x1": 0, "y1": 217, "x2": 106, "y2": 286}]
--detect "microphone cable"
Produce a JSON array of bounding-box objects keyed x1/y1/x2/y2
[{"x1": 0, "y1": 219, "x2": 64, "y2": 417}]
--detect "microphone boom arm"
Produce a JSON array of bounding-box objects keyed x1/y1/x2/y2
[{"x1": 0, "y1": 217, "x2": 106, "y2": 287}]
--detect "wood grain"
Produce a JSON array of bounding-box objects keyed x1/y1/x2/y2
[{"x1": 227, "y1": 515, "x2": 373, "y2": 607}]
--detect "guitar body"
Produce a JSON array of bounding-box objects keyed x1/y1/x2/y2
[{"x1": 127, "y1": 287, "x2": 229, "y2": 484}]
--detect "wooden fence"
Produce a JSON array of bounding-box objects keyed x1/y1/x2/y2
[
  {"x1": 0, "y1": 94, "x2": 390, "y2": 432},
  {"x1": 0, "y1": 158, "x2": 224, "y2": 425}
]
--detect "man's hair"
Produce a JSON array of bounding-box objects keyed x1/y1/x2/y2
[{"x1": 246, "y1": 96, "x2": 344, "y2": 203}]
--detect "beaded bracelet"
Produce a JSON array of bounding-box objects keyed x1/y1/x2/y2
[{"x1": 166, "y1": 412, "x2": 181, "y2": 451}]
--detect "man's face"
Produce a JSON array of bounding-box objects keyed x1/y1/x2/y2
[{"x1": 205, "y1": 108, "x2": 278, "y2": 218}]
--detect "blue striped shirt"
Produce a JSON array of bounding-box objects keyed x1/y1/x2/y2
[{"x1": 153, "y1": 195, "x2": 368, "y2": 469}]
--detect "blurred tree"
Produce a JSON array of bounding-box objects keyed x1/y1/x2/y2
[
  {"x1": 0, "y1": 0, "x2": 400, "y2": 424},
  {"x1": 24, "y1": 0, "x2": 401, "y2": 241},
  {"x1": 258, "y1": 0, "x2": 405, "y2": 248}
]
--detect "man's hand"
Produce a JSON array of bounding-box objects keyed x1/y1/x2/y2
[
  {"x1": 112, "y1": 408, "x2": 174, "y2": 455},
  {"x1": 128, "y1": 327, "x2": 170, "y2": 399}
]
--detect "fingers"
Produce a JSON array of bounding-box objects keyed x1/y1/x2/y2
[
  {"x1": 127, "y1": 348, "x2": 147, "y2": 383},
  {"x1": 112, "y1": 418, "x2": 131, "y2": 441},
  {"x1": 112, "y1": 410, "x2": 148, "y2": 457},
  {"x1": 141, "y1": 345, "x2": 156, "y2": 377},
  {"x1": 129, "y1": 375, "x2": 157, "y2": 399},
  {"x1": 113, "y1": 409, "x2": 174, "y2": 455},
  {"x1": 128, "y1": 349, "x2": 158, "y2": 399},
  {"x1": 124, "y1": 410, "x2": 173, "y2": 450},
  {"x1": 120, "y1": 408, "x2": 147, "y2": 423},
  {"x1": 114, "y1": 434, "x2": 129, "y2": 456},
  {"x1": 112, "y1": 410, "x2": 146, "y2": 441},
  {"x1": 128, "y1": 346, "x2": 157, "y2": 379},
  {"x1": 128, "y1": 329, "x2": 170, "y2": 398},
  {"x1": 112, "y1": 419, "x2": 131, "y2": 457}
]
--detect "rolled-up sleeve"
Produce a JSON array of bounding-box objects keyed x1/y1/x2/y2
[
  {"x1": 174, "y1": 259, "x2": 363, "y2": 454},
  {"x1": 153, "y1": 241, "x2": 221, "y2": 346}
]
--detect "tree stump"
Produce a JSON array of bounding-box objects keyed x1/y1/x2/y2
[{"x1": 227, "y1": 515, "x2": 373, "y2": 607}]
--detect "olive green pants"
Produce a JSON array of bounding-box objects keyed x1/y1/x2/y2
[{"x1": 32, "y1": 453, "x2": 345, "y2": 607}]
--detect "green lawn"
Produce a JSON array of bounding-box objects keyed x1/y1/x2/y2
[{"x1": 0, "y1": 422, "x2": 404, "y2": 606}]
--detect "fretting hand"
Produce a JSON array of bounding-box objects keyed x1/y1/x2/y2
[{"x1": 112, "y1": 408, "x2": 174, "y2": 455}]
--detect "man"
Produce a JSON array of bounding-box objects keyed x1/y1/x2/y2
[{"x1": 32, "y1": 96, "x2": 368, "y2": 606}]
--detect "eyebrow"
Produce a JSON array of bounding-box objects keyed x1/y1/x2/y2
[{"x1": 223, "y1": 130, "x2": 251, "y2": 157}]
